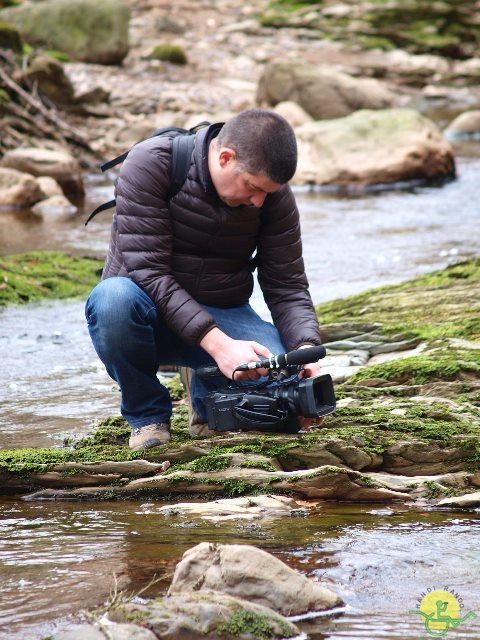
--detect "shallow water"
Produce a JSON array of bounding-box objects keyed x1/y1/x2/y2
[
  {"x1": 0, "y1": 500, "x2": 478, "y2": 640},
  {"x1": 1, "y1": 154, "x2": 479, "y2": 639}
]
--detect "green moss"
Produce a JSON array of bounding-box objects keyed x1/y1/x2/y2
[
  {"x1": 217, "y1": 608, "x2": 294, "y2": 639},
  {"x1": 189, "y1": 455, "x2": 232, "y2": 473},
  {"x1": 0, "y1": 252, "x2": 103, "y2": 306},
  {"x1": 348, "y1": 350, "x2": 480, "y2": 386},
  {"x1": 258, "y1": 0, "x2": 480, "y2": 58},
  {"x1": 327, "y1": 401, "x2": 476, "y2": 442},
  {"x1": 222, "y1": 479, "x2": 257, "y2": 497},
  {"x1": 149, "y1": 43, "x2": 187, "y2": 64},
  {"x1": 423, "y1": 480, "x2": 458, "y2": 499},
  {"x1": 0, "y1": 444, "x2": 143, "y2": 474},
  {"x1": 160, "y1": 374, "x2": 185, "y2": 401},
  {"x1": 240, "y1": 459, "x2": 277, "y2": 472},
  {"x1": 316, "y1": 259, "x2": 480, "y2": 341},
  {"x1": 45, "y1": 49, "x2": 71, "y2": 62}
]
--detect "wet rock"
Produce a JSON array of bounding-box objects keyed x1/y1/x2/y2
[
  {"x1": 445, "y1": 110, "x2": 480, "y2": 140},
  {"x1": 0, "y1": 147, "x2": 84, "y2": 197},
  {"x1": 37, "y1": 175, "x2": 64, "y2": 198},
  {"x1": 20, "y1": 464, "x2": 410, "y2": 502},
  {"x1": 279, "y1": 438, "x2": 378, "y2": 471},
  {"x1": 294, "y1": 107, "x2": 456, "y2": 188},
  {"x1": 51, "y1": 624, "x2": 107, "y2": 639},
  {"x1": 31, "y1": 194, "x2": 78, "y2": 216},
  {"x1": 0, "y1": 167, "x2": 44, "y2": 209},
  {"x1": 157, "y1": 494, "x2": 299, "y2": 521},
  {"x1": 104, "y1": 590, "x2": 300, "y2": 639},
  {"x1": 436, "y1": 491, "x2": 480, "y2": 509},
  {"x1": 383, "y1": 440, "x2": 472, "y2": 476},
  {"x1": 168, "y1": 541, "x2": 342, "y2": 615}
]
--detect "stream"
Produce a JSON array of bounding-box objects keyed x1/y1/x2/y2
[{"x1": 0, "y1": 151, "x2": 479, "y2": 639}]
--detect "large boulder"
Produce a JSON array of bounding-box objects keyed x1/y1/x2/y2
[
  {"x1": 168, "y1": 542, "x2": 342, "y2": 615},
  {"x1": 0, "y1": 148, "x2": 84, "y2": 198},
  {"x1": 0, "y1": 168, "x2": 43, "y2": 209},
  {"x1": 293, "y1": 107, "x2": 456, "y2": 188},
  {"x1": 257, "y1": 59, "x2": 396, "y2": 120},
  {"x1": 0, "y1": 0, "x2": 129, "y2": 65}
]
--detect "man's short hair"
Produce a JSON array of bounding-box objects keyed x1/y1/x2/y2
[{"x1": 216, "y1": 108, "x2": 298, "y2": 184}]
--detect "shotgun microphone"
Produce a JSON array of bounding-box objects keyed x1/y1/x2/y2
[{"x1": 235, "y1": 345, "x2": 326, "y2": 371}]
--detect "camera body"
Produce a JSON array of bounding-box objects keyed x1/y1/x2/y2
[{"x1": 204, "y1": 373, "x2": 336, "y2": 433}]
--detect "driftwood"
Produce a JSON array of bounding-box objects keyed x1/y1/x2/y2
[{"x1": 0, "y1": 51, "x2": 96, "y2": 162}]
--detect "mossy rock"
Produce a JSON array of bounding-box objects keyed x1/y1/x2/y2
[
  {"x1": 260, "y1": 0, "x2": 480, "y2": 59},
  {"x1": 0, "y1": 251, "x2": 103, "y2": 306},
  {"x1": 148, "y1": 43, "x2": 187, "y2": 64},
  {"x1": 1, "y1": 257, "x2": 479, "y2": 498},
  {"x1": 0, "y1": 19, "x2": 22, "y2": 51}
]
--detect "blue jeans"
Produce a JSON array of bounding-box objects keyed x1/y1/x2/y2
[{"x1": 85, "y1": 276, "x2": 285, "y2": 427}]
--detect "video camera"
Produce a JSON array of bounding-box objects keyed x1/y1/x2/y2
[{"x1": 197, "y1": 345, "x2": 336, "y2": 434}]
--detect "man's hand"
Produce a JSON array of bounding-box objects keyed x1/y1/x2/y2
[{"x1": 200, "y1": 327, "x2": 272, "y2": 380}]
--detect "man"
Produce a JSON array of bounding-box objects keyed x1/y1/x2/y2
[{"x1": 85, "y1": 108, "x2": 323, "y2": 450}]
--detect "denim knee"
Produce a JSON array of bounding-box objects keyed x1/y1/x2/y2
[{"x1": 85, "y1": 277, "x2": 155, "y2": 353}]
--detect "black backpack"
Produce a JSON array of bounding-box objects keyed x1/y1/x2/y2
[{"x1": 84, "y1": 121, "x2": 211, "y2": 226}]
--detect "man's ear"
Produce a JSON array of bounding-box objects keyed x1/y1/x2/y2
[{"x1": 218, "y1": 147, "x2": 236, "y2": 167}]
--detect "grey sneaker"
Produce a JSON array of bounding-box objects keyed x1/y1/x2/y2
[
  {"x1": 179, "y1": 367, "x2": 218, "y2": 437},
  {"x1": 129, "y1": 422, "x2": 171, "y2": 450}
]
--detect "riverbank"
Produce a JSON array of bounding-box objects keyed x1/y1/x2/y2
[{"x1": 1, "y1": 254, "x2": 479, "y2": 507}]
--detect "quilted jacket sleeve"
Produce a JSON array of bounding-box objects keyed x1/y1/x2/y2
[{"x1": 257, "y1": 185, "x2": 322, "y2": 350}]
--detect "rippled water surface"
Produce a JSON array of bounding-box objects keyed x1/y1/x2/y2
[
  {"x1": 0, "y1": 501, "x2": 478, "y2": 640},
  {"x1": 0, "y1": 154, "x2": 479, "y2": 639}
]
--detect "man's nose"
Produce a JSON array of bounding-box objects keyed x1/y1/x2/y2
[{"x1": 250, "y1": 192, "x2": 267, "y2": 207}]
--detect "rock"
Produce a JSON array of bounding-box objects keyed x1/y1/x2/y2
[
  {"x1": 293, "y1": 107, "x2": 456, "y2": 188},
  {"x1": 105, "y1": 590, "x2": 300, "y2": 639},
  {"x1": 20, "y1": 463, "x2": 410, "y2": 502},
  {"x1": 257, "y1": 59, "x2": 396, "y2": 120},
  {"x1": 0, "y1": 148, "x2": 84, "y2": 197},
  {"x1": 0, "y1": 19, "x2": 22, "y2": 53},
  {"x1": 1, "y1": 0, "x2": 130, "y2": 65},
  {"x1": 31, "y1": 194, "x2": 78, "y2": 216},
  {"x1": 37, "y1": 176, "x2": 64, "y2": 198},
  {"x1": 279, "y1": 438, "x2": 378, "y2": 471},
  {"x1": 13, "y1": 55, "x2": 75, "y2": 107},
  {"x1": 445, "y1": 110, "x2": 480, "y2": 140},
  {"x1": 383, "y1": 440, "x2": 472, "y2": 476},
  {"x1": 157, "y1": 494, "x2": 299, "y2": 521},
  {"x1": 50, "y1": 624, "x2": 107, "y2": 640},
  {"x1": 98, "y1": 622, "x2": 158, "y2": 639},
  {"x1": 0, "y1": 167, "x2": 43, "y2": 209},
  {"x1": 436, "y1": 491, "x2": 480, "y2": 508},
  {"x1": 273, "y1": 100, "x2": 313, "y2": 128},
  {"x1": 168, "y1": 542, "x2": 342, "y2": 615}
]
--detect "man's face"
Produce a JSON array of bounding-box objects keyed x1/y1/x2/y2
[{"x1": 211, "y1": 147, "x2": 281, "y2": 208}]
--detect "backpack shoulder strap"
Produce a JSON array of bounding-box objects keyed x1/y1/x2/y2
[
  {"x1": 84, "y1": 121, "x2": 211, "y2": 226},
  {"x1": 168, "y1": 132, "x2": 196, "y2": 199}
]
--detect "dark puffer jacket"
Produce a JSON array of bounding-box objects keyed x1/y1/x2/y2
[{"x1": 102, "y1": 124, "x2": 322, "y2": 350}]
